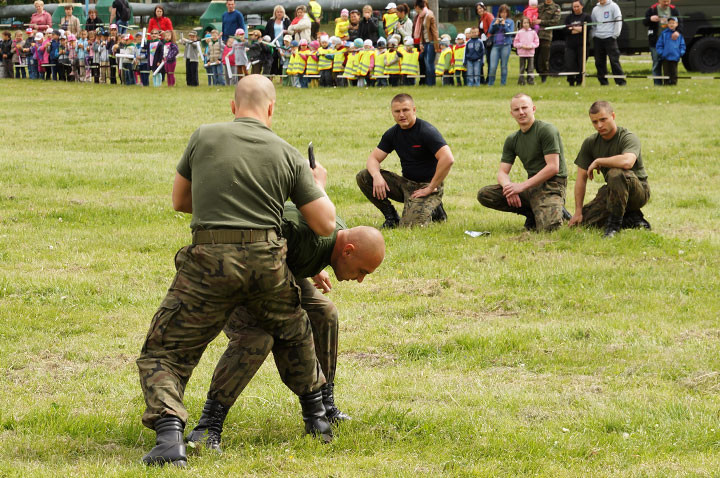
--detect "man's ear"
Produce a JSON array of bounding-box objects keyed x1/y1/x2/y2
[
  {"x1": 343, "y1": 243, "x2": 355, "y2": 256},
  {"x1": 230, "y1": 99, "x2": 236, "y2": 116},
  {"x1": 267, "y1": 99, "x2": 275, "y2": 119}
]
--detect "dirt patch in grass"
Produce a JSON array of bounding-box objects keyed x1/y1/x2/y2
[{"x1": 343, "y1": 351, "x2": 397, "y2": 366}]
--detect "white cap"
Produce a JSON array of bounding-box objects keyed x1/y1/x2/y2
[
  {"x1": 320, "y1": 34, "x2": 329, "y2": 42},
  {"x1": 385, "y1": 2, "x2": 397, "y2": 9},
  {"x1": 283, "y1": 34, "x2": 292, "y2": 42},
  {"x1": 529, "y1": 0, "x2": 538, "y2": 6},
  {"x1": 363, "y1": 39, "x2": 373, "y2": 47},
  {"x1": 464, "y1": 27, "x2": 471, "y2": 35},
  {"x1": 440, "y1": 33, "x2": 451, "y2": 42},
  {"x1": 35, "y1": 32, "x2": 44, "y2": 41},
  {"x1": 403, "y1": 36, "x2": 413, "y2": 46},
  {"x1": 456, "y1": 33, "x2": 466, "y2": 41}
]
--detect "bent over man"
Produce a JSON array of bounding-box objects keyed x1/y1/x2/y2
[
  {"x1": 569, "y1": 100, "x2": 650, "y2": 238},
  {"x1": 136, "y1": 75, "x2": 336, "y2": 467},
  {"x1": 356, "y1": 93, "x2": 455, "y2": 228}
]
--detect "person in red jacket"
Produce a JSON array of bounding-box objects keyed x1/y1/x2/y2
[{"x1": 148, "y1": 5, "x2": 173, "y2": 33}]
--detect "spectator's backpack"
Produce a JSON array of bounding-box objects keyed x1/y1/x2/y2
[{"x1": 116, "y1": 0, "x2": 131, "y2": 22}]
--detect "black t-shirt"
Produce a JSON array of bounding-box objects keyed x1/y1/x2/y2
[
  {"x1": 564, "y1": 12, "x2": 591, "y2": 48},
  {"x1": 112, "y1": 0, "x2": 130, "y2": 21},
  {"x1": 377, "y1": 118, "x2": 447, "y2": 183}
]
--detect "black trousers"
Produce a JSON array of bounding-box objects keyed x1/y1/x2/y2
[
  {"x1": 564, "y1": 44, "x2": 584, "y2": 85},
  {"x1": 186, "y1": 59, "x2": 198, "y2": 86},
  {"x1": 593, "y1": 37, "x2": 625, "y2": 86},
  {"x1": 662, "y1": 60, "x2": 678, "y2": 85},
  {"x1": 319, "y1": 69, "x2": 333, "y2": 87}
]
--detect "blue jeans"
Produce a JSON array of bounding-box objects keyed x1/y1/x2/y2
[
  {"x1": 123, "y1": 67, "x2": 135, "y2": 85},
  {"x1": 421, "y1": 42, "x2": 436, "y2": 86},
  {"x1": 488, "y1": 43, "x2": 511, "y2": 85},
  {"x1": 210, "y1": 63, "x2": 225, "y2": 86},
  {"x1": 466, "y1": 60, "x2": 482, "y2": 86},
  {"x1": 299, "y1": 74, "x2": 308, "y2": 88},
  {"x1": 650, "y1": 47, "x2": 663, "y2": 86},
  {"x1": 116, "y1": 19, "x2": 128, "y2": 35},
  {"x1": 28, "y1": 60, "x2": 38, "y2": 79}
]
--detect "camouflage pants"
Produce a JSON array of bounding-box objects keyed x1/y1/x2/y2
[
  {"x1": 356, "y1": 169, "x2": 443, "y2": 227},
  {"x1": 477, "y1": 177, "x2": 567, "y2": 231},
  {"x1": 581, "y1": 168, "x2": 650, "y2": 228},
  {"x1": 208, "y1": 278, "x2": 338, "y2": 407},
  {"x1": 136, "y1": 240, "x2": 325, "y2": 429}
]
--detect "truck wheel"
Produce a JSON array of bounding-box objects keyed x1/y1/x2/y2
[
  {"x1": 681, "y1": 53, "x2": 691, "y2": 72},
  {"x1": 549, "y1": 40, "x2": 565, "y2": 73},
  {"x1": 688, "y1": 37, "x2": 720, "y2": 73}
]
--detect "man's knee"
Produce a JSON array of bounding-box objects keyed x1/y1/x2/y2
[
  {"x1": 400, "y1": 197, "x2": 434, "y2": 227},
  {"x1": 307, "y1": 300, "x2": 339, "y2": 331},
  {"x1": 356, "y1": 169, "x2": 371, "y2": 188},
  {"x1": 606, "y1": 168, "x2": 628, "y2": 189}
]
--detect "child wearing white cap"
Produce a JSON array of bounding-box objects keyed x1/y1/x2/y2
[
  {"x1": 453, "y1": 33, "x2": 467, "y2": 86},
  {"x1": 383, "y1": 3, "x2": 398, "y2": 37}
]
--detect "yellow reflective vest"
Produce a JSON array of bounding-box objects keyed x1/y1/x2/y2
[
  {"x1": 435, "y1": 48, "x2": 453, "y2": 76},
  {"x1": 374, "y1": 50, "x2": 386, "y2": 77},
  {"x1": 383, "y1": 13, "x2": 398, "y2": 36},
  {"x1": 309, "y1": 0, "x2": 322, "y2": 21},
  {"x1": 384, "y1": 50, "x2": 401, "y2": 75},
  {"x1": 344, "y1": 51, "x2": 359, "y2": 78},
  {"x1": 287, "y1": 50, "x2": 302, "y2": 74},
  {"x1": 317, "y1": 47, "x2": 333, "y2": 70},
  {"x1": 357, "y1": 49, "x2": 375, "y2": 76},
  {"x1": 332, "y1": 47, "x2": 346, "y2": 72},
  {"x1": 400, "y1": 49, "x2": 419, "y2": 75},
  {"x1": 305, "y1": 52, "x2": 319, "y2": 75},
  {"x1": 453, "y1": 44, "x2": 466, "y2": 72}
]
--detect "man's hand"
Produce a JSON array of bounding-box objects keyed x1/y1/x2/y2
[
  {"x1": 568, "y1": 212, "x2": 582, "y2": 227},
  {"x1": 411, "y1": 185, "x2": 436, "y2": 199},
  {"x1": 505, "y1": 193, "x2": 521, "y2": 208},
  {"x1": 502, "y1": 181, "x2": 525, "y2": 198},
  {"x1": 587, "y1": 159, "x2": 601, "y2": 180},
  {"x1": 312, "y1": 270, "x2": 332, "y2": 294},
  {"x1": 311, "y1": 160, "x2": 327, "y2": 189},
  {"x1": 372, "y1": 174, "x2": 390, "y2": 200},
  {"x1": 650, "y1": 14, "x2": 660, "y2": 22},
  {"x1": 671, "y1": 31, "x2": 680, "y2": 40}
]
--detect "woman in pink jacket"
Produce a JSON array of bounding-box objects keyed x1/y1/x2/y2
[
  {"x1": 513, "y1": 16, "x2": 539, "y2": 85},
  {"x1": 29, "y1": 0, "x2": 53, "y2": 33}
]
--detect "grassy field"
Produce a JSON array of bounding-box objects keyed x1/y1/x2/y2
[{"x1": 1, "y1": 59, "x2": 720, "y2": 477}]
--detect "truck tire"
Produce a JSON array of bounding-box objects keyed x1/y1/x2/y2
[
  {"x1": 688, "y1": 37, "x2": 720, "y2": 73},
  {"x1": 549, "y1": 40, "x2": 566, "y2": 73}
]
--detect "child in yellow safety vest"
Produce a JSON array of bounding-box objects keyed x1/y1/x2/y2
[
  {"x1": 396, "y1": 36, "x2": 419, "y2": 86},
  {"x1": 344, "y1": 38, "x2": 363, "y2": 86},
  {"x1": 286, "y1": 40, "x2": 302, "y2": 87},
  {"x1": 295, "y1": 39, "x2": 310, "y2": 88},
  {"x1": 317, "y1": 34, "x2": 334, "y2": 87},
  {"x1": 373, "y1": 37, "x2": 388, "y2": 87},
  {"x1": 383, "y1": 2, "x2": 399, "y2": 38},
  {"x1": 356, "y1": 39, "x2": 375, "y2": 87},
  {"x1": 384, "y1": 37, "x2": 401, "y2": 86},
  {"x1": 331, "y1": 36, "x2": 347, "y2": 87},
  {"x1": 453, "y1": 33, "x2": 467, "y2": 86},
  {"x1": 435, "y1": 38, "x2": 454, "y2": 85},
  {"x1": 335, "y1": 9, "x2": 350, "y2": 41},
  {"x1": 306, "y1": 40, "x2": 320, "y2": 88}
]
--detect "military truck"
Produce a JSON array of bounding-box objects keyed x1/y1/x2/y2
[{"x1": 549, "y1": 0, "x2": 720, "y2": 73}]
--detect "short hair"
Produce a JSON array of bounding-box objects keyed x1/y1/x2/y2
[
  {"x1": 498, "y1": 4, "x2": 511, "y2": 16},
  {"x1": 34, "y1": 0, "x2": 44, "y2": 7},
  {"x1": 296, "y1": 5, "x2": 306, "y2": 13},
  {"x1": 2, "y1": 31, "x2": 11, "y2": 38},
  {"x1": 64, "y1": 5, "x2": 72, "y2": 9},
  {"x1": 589, "y1": 100, "x2": 614, "y2": 115},
  {"x1": 512, "y1": 92, "x2": 532, "y2": 102},
  {"x1": 391, "y1": 93, "x2": 414, "y2": 106},
  {"x1": 363, "y1": 5, "x2": 373, "y2": 13}
]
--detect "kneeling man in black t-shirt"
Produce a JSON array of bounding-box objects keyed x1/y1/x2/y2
[{"x1": 356, "y1": 93, "x2": 455, "y2": 228}]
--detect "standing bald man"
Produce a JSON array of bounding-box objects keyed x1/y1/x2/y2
[
  {"x1": 187, "y1": 187, "x2": 386, "y2": 451},
  {"x1": 136, "y1": 75, "x2": 336, "y2": 467}
]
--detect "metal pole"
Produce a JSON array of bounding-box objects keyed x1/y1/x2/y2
[{"x1": 581, "y1": 21, "x2": 587, "y2": 87}]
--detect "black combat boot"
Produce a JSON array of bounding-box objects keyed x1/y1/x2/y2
[
  {"x1": 321, "y1": 383, "x2": 352, "y2": 424},
  {"x1": 622, "y1": 210, "x2": 651, "y2": 230},
  {"x1": 523, "y1": 213, "x2": 536, "y2": 231},
  {"x1": 299, "y1": 391, "x2": 333, "y2": 443},
  {"x1": 431, "y1": 203, "x2": 448, "y2": 222},
  {"x1": 142, "y1": 416, "x2": 187, "y2": 467},
  {"x1": 603, "y1": 214, "x2": 623, "y2": 238},
  {"x1": 186, "y1": 399, "x2": 229, "y2": 453},
  {"x1": 379, "y1": 203, "x2": 400, "y2": 229}
]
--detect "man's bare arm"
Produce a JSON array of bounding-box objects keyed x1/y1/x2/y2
[
  {"x1": 410, "y1": 145, "x2": 454, "y2": 199},
  {"x1": 367, "y1": 147, "x2": 390, "y2": 200},
  {"x1": 172, "y1": 173, "x2": 192, "y2": 213},
  {"x1": 587, "y1": 153, "x2": 636, "y2": 179},
  {"x1": 569, "y1": 167, "x2": 588, "y2": 226}
]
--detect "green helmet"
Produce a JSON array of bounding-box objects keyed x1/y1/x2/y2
[{"x1": 353, "y1": 38, "x2": 364, "y2": 48}]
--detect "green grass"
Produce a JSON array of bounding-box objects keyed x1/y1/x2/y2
[{"x1": 1, "y1": 57, "x2": 720, "y2": 476}]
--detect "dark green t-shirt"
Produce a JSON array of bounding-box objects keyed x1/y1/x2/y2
[
  {"x1": 574, "y1": 126, "x2": 647, "y2": 180},
  {"x1": 281, "y1": 203, "x2": 347, "y2": 279},
  {"x1": 176, "y1": 118, "x2": 324, "y2": 231},
  {"x1": 501, "y1": 120, "x2": 567, "y2": 179}
]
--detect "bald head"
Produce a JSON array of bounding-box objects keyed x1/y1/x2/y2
[
  {"x1": 231, "y1": 75, "x2": 277, "y2": 126},
  {"x1": 331, "y1": 226, "x2": 385, "y2": 282}
]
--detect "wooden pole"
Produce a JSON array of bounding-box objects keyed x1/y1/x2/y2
[{"x1": 581, "y1": 21, "x2": 587, "y2": 87}]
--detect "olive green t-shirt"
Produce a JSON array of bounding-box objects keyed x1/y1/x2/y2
[
  {"x1": 501, "y1": 120, "x2": 567, "y2": 179},
  {"x1": 176, "y1": 118, "x2": 324, "y2": 231},
  {"x1": 574, "y1": 126, "x2": 647, "y2": 180},
  {"x1": 281, "y1": 203, "x2": 347, "y2": 279}
]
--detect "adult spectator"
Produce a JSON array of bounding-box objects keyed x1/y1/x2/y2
[
  {"x1": 563, "y1": 0, "x2": 591, "y2": 86},
  {"x1": 569, "y1": 101, "x2": 650, "y2": 237},
  {"x1": 109, "y1": 0, "x2": 131, "y2": 34},
  {"x1": 347, "y1": 10, "x2": 361, "y2": 42},
  {"x1": 475, "y1": 2, "x2": 493, "y2": 84},
  {"x1": 308, "y1": 0, "x2": 322, "y2": 40},
  {"x1": 643, "y1": 0, "x2": 681, "y2": 87},
  {"x1": 264, "y1": 5, "x2": 290, "y2": 75},
  {"x1": 477, "y1": 94, "x2": 569, "y2": 232},
  {"x1": 288, "y1": 5, "x2": 312, "y2": 43},
  {"x1": 137, "y1": 75, "x2": 337, "y2": 467},
  {"x1": 395, "y1": 4, "x2": 413, "y2": 43},
  {"x1": 356, "y1": 93, "x2": 454, "y2": 228},
  {"x1": 358, "y1": 5, "x2": 380, "y2": 45},
  {"x1": 85, "y1": 9, "x2": 104, "y2": 32},
  {"x1": 413, "y1": 0, "x2": 439, "y2": 87},
  {"x1": 486, "y1": 4, "x2": 514, "y2": 86},
  {"x1": 60, "y1": 5, "x2": 81, "y2": 37},
  {"x1": 188, "y1": 199, "x2": 385, "y2": 451},
  {"x1": 148, "y1": 6, "x2": 173, "y2": 34},
  {"x1": 591, "y1": 0, "x2": 625, "y2": 86},
  {"x1": 535, "y1": 0, "x2": 560, "y2": 83},
  {"x1": 222, "y1": 0, "x2": 246, "y2": 43},
  {"x1": 29, "y1": 1, "x2": 52, "y2": 33}
]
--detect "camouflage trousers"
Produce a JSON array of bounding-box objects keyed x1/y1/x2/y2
[
  {"x1": 208, "y1": 278, "x2": 338, "y2": 407},
  {"x1": 581, "y1": 168, "x2": 650, "y2": 228},
  {"x1": 136, "y1": 240, "x2": 325, "y2": 429},
  {"x1": 477, "y1": 177, "x2": 567, "y2": 231},
  {"x1": 356, "y1": 169, "x2": 443, "y2": 227}
]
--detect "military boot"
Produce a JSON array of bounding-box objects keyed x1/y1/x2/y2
[
  {"x1": 186, "y1": 399, "x2": 229, "y2": 453},
  {"x1": 431, "y1": 203, "x2": 448, "y2": 222},
  {"x1": 321, "y1": 383, "x2": 351, "y2": 424},
  {"x1": 603, "y1": 214, "x2": 623, "y2": 238},
  {"x1": 622, "y1": 210, "x2": 651, "y2": 230},
  {"x1": 379, "y1": 203, "x2": 400, "y2": 229},
  {"x1": 299, "y1": 391, "x2": 333, "y2": 443},
  {"x1": 142, "y1": 416, "x2": 187, "y2": 467}
]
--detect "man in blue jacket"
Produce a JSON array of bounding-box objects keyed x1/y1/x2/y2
[
  {"x1": 643, "y1": 0, "x2": 682, "y2": 86},
  {"x1": 222, "y1": 0, "x2": 246, "y2": 42}
]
